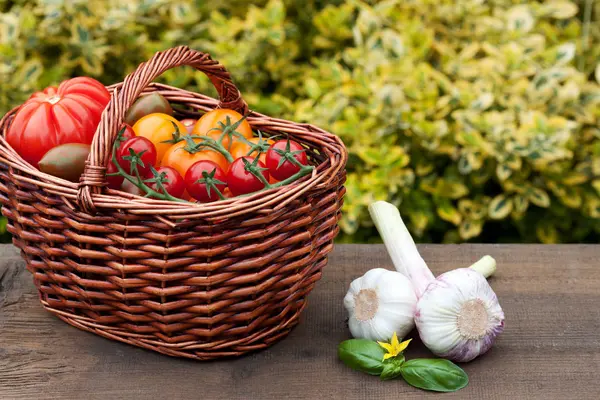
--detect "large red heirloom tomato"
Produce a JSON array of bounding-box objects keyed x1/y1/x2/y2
[{"x1": 6, "y1": 77, "x2": 110, "y2": 167}]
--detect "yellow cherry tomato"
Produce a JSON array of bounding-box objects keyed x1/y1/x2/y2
[
  {"x1": 161, "y1": 139, "x2": 229, "y2": 178},
  {"x1": 133, "y1": 113, "x2": 187, "y2": 163},
  {"x1": 192, "y1": 109, "x2": 253, "y2": 150}
]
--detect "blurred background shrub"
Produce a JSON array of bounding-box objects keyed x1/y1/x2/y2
[{"x1": 0, "y1": 0, "x2": 599, "y2": 244}]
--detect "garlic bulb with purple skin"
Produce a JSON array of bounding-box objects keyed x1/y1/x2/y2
[{"x1": 369, "y1": 201, "x2": 505, "y2": 363}]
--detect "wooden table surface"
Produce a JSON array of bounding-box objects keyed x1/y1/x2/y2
[{"x1": 1, "y1": 244, "x2": 599, "y2": 399}]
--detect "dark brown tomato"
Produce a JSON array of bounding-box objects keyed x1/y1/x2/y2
[
  {"x1": 38, "y1": 143, "x2": 90, "y2": 183},
  {"x1": 124, "y1": 92, "x2": 173, "y2": 125}
]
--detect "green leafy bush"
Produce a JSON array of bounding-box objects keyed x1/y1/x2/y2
[{"x1": 1, "y1": 0, "x2": 599, "y2": 244}]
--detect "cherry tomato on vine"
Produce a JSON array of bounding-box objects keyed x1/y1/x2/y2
[
  {"x1": 265, "y1": 140, "x2": 308, "y2": 181},
  {"x1": 185, "y1": 160, "x2": 228, "y2": 202},
  {"x1": 116, "y1": 136, "x2": 157, "y2": 176},
  {"x1": 192, "y1": 109, "x2": 253, "y2": 150},
  {"x1": 161, "y1": 138, "x2": 229, "y2": 178},
  {"x1": 230, "y1": 137, "x2": 274, "y2": 165},
  {"x1": 146, "y1": 166, "x2": 185, "y2": 199},
  {"x1": 133, "y1": 113, "x2": 187, "y2": 163},
  {"x1": 226, "y1": 156, "x2": 270, "y2": 196},
  {"x1": 180, "y1": 118, "x2": 197, "y2": 134},
  {"x1": 106, "y1": 161, "x2": 124, "y2": 190}
]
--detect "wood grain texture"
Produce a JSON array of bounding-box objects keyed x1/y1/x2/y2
[{"x1": 1, "y1": 244, "x2": 599, "y2": 400}]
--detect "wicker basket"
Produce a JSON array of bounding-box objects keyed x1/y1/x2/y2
[{"x1": 0, "y1": 46, "x2": 347, "y2": 360}]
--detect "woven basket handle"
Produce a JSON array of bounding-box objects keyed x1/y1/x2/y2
[{"x1": 77, "y1": 46, "x2": 248, "y2": 213}]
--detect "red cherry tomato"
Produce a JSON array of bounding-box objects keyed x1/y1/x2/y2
[
  {"x1": 265, "y1": 140, "x2": 308, "y2": 181},
  {"x1": 180, "y1": 118, "x2": 197, "y2": 134},
  {"x1": 106, "y1": 161, "x2": 124, "y2": 190},
  {"x1": 185, "y1": 160, "x2": 227, "y2": 202},
  {"x1": 226, "y1": 156, "x2": 269, "y2": 196},
  {"x1": 117, "y1": 136, "x2": 157, "y2": 176},
  {"x1": 119, "y1": 124, "x2": 136, "y2": 142},
  {"x1": 147, "y1": 166, "x2": 185, "y2": 199}
]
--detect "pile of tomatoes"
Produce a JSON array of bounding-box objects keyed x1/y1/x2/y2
[
  {"x1": 111, "y1": 104, "x2": 309, "y2": 202},
  {"x1": 6, "y1": 76, "x2": 311, "y2": 203}
]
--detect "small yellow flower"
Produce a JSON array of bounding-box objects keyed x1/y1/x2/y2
[{"x1": 377, "y1": 332, "x2": 412, "y2": 361}]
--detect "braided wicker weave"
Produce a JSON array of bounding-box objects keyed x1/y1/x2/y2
[{"x1": 0, "y1": 46, "x2": 347, "y2": 359}]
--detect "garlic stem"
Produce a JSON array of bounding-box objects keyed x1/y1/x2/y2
[
  {"x1": 369, "y1": 201, "x2": 497, "y2": 293},
  {"x1": 368, "y1": 201, "x2": 435, "y2": 297},
  {"x1": 469, "y1": 255, "x2": 496, "y2": 278}
]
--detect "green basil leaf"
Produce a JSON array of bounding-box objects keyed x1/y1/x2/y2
[
  {"x1": 400, "y1": 359, "x2": 468, "y2": 392},
  {"x1": 380, "y1": 356, "x2": 405, "y2": 381},
  {"x1": 338, "y1": 339, "x2": 385, "y2": 375}
]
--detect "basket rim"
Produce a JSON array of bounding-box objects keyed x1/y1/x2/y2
[{"x1": 0, "y1": 82, "x2": 347, "y2": 221}]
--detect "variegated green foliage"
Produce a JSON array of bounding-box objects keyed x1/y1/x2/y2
[{"x1": 0, "y1": 0, "x2": 599, "y2": 243}]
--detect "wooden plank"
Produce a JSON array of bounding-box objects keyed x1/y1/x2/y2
[{"x1": 1, "y1": 244, "x2": 599, "y2": 400}]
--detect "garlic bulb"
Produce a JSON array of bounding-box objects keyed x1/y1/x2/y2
[
  {"x1": 369, "y1": 201, "x2": 505, "y2": 362},
  {"x1": 344, "y1": 268, "x2": 417, "y2": 341},
  {"x1": 415, "y1": 268, "x2": 505, "y2": 362}
]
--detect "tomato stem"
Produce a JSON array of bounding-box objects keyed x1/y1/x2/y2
[
  {"x1": 206, "y1": 141, "x2": 235, "y2": 163},
  {"x1": 208, "y1": 115, "x2": 251, "y2": 151},
  {"x1": 160, "y1": 121, "x2": 185, "y2": 145},
  {"x1": 242, "y1": 156, "x2": 271, "y2": 189},
  {"x1": 197, "y1": 170, "x2": 226, "y2": 201},
  {"x1": 214, "y1": 187, "x2": 226, "y2": 200},
  {"x1": 114, "y1": 126, "x2": 129, "y2": 148},
  {"x1": 182, "y1": 134, "x2": 235, "y2": 163},
  {"x1": 273, "y1": 139, "x2": 308, "y2": 170},
  {"x1": 239, "y1": 162, "x2": 314, "y2": 197},
  {"x1": 268, "y1": 165, "x2": 314, "y2": 189},
  {"x1": 256, "y1": 171, "x2": 271, "y2": 188},
  {"x1": 245, "y1": 133, "x2": 271, "y2": 157}
]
